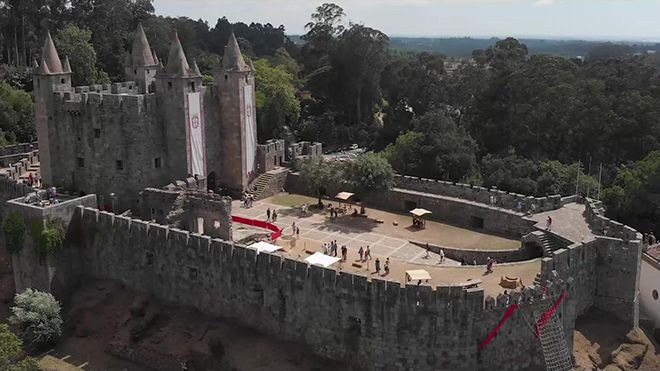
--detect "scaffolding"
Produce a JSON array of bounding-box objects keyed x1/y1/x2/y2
[{"x1": 533, "y1": 299, "x2": 574, "y2": 371}]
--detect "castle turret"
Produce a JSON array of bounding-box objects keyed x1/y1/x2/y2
[
  {"x1": 33, "y1": 32, "x2": 72, "y2": 187},
  {"x1": 212, "y1": 32, "x2": 258, "y2": 193},
  {"x1": 156, "y1": 32, "x2": 204, "y2": 181},
  {"x1": 125, "y1": 24, "x2": 159, "y2": 93}
]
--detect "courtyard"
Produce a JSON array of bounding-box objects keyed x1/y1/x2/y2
[{"x1": 232, "y1": 193, "x2": 541, "y2": 297}]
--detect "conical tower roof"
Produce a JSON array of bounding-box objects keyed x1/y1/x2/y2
[
  {"x1": 41, "y1": 31, "x2": 63, "y2": 74},
  {"x1": 152, "y1": 49, "x2": 159, "y2": 65},
  {"x1": 223, "y1": 32, "x2": 249, "y2": 72},
  {"x1": 131, "y1": 24, "x2": 156, "y2": 66},
  {"x1": 63, "y1": 56, "x2": 72, "y2": 73},
  {"x1": 191, "y1": 59, "x2": 202, "y2": 76},
  {"x1": 165, "y1": 32, "x2": 192, "y2": 76},
  {"x1": 37, "y1": 57, "x2": 51, "y2": 75}
]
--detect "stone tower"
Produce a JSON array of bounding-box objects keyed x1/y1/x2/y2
[
  {"x1": 33, "y1": 32, "x2": 72, "y2": 187},
  {"x1": 155, "y1": 32, "x2": 204, "y2": 180},
  {"x1": 213, "y1": 32, "x2": 258, "y2": 193},
  {"x1": 125, "y1": 24, "x2": 159, "y2": 94}
]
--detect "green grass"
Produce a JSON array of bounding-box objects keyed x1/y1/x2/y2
[{"x1": 269, "y1": 193, "x2": 318, "y2": 208}]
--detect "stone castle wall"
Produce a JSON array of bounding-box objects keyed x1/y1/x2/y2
[
  {"x1": 394, "y1": 175, "x2": 563, "y2": 213},
  {"x1": 65, "y1": 206, "x2": 560, "y2": 371}
]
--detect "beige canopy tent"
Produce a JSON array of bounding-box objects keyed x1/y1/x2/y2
[
  {"x1": 410, "y1": 208, "x2": 432, "y2": 228},
  {"x1": 335, "y1": 192, "x2": 355, "y2": 201},
  {"x1": 410, "y1": 208, "x2": 432, "y2": 217},
  {"x1": 406, "y1": 269, "x2": 432, "y2": 283}
]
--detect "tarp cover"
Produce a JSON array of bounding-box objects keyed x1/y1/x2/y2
[
  {"x1": 406, "y1": 269, "x2": 432, "y2": 281},
  {"x1": 248, "y1": 241, "x2": 282, "y2": 254},
  {"x1": 335, "y1": 192, "x2": 355, "y2": 201},
  {"x1": 305, "y1": 252, "x2": 341, "y2": 267},
  {"x1": 410, "y1": 208, "x2": 432, "y2": 217}
]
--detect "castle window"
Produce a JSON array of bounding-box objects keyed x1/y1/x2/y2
[
  {"x1": 115, "y1": 160, "x2": 124, "y2": 170},
  {"x1": 167, "y1": 81, "x2": 172, "y2": 89},
  {"x1": 653, "y1": 289, "x2": 659, "y2": 300},
  {"x1": 134, "y1": 69, "x2": 137, "y2": 75},
  {"x1": 188, "y1": 266, "x2": 198, "y2": 280},
  {"x1": 154, "y1": 157, "x2": 161, "y2": 169},
  {"x1": 245, "y1": 76, "x2": 249, "y2": 83},
  {"x1": 190, "y1": 82, "x2": 196, "y2": 91},
  {"x1": 77, "y1": 158, "x2": 84, "y2": 168},
  {"x1": 224, "y1": 74, "x2": 228, "y2": 80},
  {"x1": 94, "y1": 128, "x2": 101, "y2": 138},
  {"x1": 145, "y1": 251, "x2": 154, "y2": 267},
  {"x1": 61, "y1": 78, "x2": 65, "y2": 84}
]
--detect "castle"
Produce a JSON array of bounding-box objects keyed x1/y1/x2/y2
[
  {"x1": 0, "y1": 27, "x2": 646, "y2": 371},
  {"x1": 33, "y1": 25, "x2": 285, "y2": 211}
]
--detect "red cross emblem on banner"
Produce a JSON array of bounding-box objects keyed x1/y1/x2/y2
[{"x1": 191, "y1": 115, "x2": 200, "y2": 128}]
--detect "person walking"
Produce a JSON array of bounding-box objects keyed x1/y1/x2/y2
[
  {"x1": 384, "y1": 257, "x2": 390, "y2": 275},
  {"x1": 272, "y1": 210, "x2": 278, "y2": 222},
  {"x1": 425, "y1": 243, "x2": 430, "y2": 259},
  {"x1": 341, "y1": 245, "x2": 348, "y2": 262},
  {"x1": 296, "y1": 226, "x2": 300, "y2": 239},
  {"x1": 358, "y1": 246, "x2": 364, "y2": 262},
  {"x1": 375, "y1": 258, "x2": 381, "y2": 274},
  {"x1": 322, "y1": 242, "x2": 328, "y2": 255},
  {"x1": 266, "y1": 208, "x2": 271, "y2": 222},
  {"x1": 546, "y1": 216, "x2": 552, "y2": 231},
  {"x1": 439, "y1": 249, "x2": 445, "y2": 264},
  {"x1": 291, "y1": 222, "x2": 296, "y2": 235},
  {"x1": 365, "y1": 245, "x2": 371, "y2": 261}
]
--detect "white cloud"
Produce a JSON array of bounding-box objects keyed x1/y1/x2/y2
[{"x1": 534, "y1": 0, "x2": 556, "y2": 6}]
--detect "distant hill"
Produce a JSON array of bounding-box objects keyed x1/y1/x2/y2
[
  {"x1": 388, "y1": 37, "x2": 659, "y2": 58},
  {"x1": 288, "y1": 35, "x2": 659, "y2": 59}
]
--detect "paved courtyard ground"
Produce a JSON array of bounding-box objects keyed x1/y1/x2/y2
[{"x1": 232, "y1": 194, "x2": 540, "y2": 297}]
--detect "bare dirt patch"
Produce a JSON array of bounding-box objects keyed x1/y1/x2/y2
[
  {"x1": 56, "y1": 279, "x2": 343, "y2": 371},
  {"x1": 574, "y1": 308, "x2": 660, "y2": 371}
]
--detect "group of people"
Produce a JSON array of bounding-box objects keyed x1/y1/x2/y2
[
  {"x1": 374, "y1": 257, "x2": 390, "y2": 276},
  {"x1": 265, "y1": 208, "x2": 278, "y2": 222},
  {"x1": 322, "y1": 240, "x2": 340, "y2": 257},
  {"x1": 300, "y1": 203, "x2": 309, "y2": 217},
  {"x1": 26, "y1": 172, "x2": 40, "y2": 188},
  {"x1": 242, "y1": 192, "x2": 255, "y2": 208}
]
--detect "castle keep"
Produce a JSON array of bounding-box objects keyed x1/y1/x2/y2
[{"x1": 33, "y1": 26, "x2": 278, "y2": 211}]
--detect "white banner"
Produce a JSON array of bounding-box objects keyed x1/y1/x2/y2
[
  {"x1": 187, "y1": 92, "x2": 205, "y2": 177},
  {"x1": 244, "y1": 85, "x2": 257, "y2": 177}
]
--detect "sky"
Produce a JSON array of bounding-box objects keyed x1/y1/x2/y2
[{"x1": 152, "y1": 0, "x2": 660, "y2": 41}]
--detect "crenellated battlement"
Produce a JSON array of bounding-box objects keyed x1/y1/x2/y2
[{"x1": 394, "y1": 174, "x2": 564, "y2": 213}]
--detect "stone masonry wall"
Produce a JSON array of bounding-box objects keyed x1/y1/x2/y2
[
  {"x1": 67, "y1": 206, "x2": 553, "y2": 371},
  {"x1": 394, "y1": 175, "x2": 562, "y2": 213}
]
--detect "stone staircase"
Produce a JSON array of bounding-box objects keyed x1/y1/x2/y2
[
  {"x1": 524, "y1": 230, "x2": 563, "y2": 258},
  {"x1": 538, "y1": 232, "x2": 562, "y2": 257},
  {"x1": 247, "y1": 168, "x2": 288, "y2": 200},
  {"x1": 247, "y1": 172, "x2": 275, "y2": 200}
]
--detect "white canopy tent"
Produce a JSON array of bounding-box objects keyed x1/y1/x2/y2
[
  {"x1": 335, "y1": 192, "x2": 355, "y2": 201},
  {"x1": 305, "y1": 252, "x2": 341, "y2": 268},
  {"x1": 406, "y1": 269, "x2": 432, "y2": 282},
  {"x1": 248, "y1": 241, "x2": 283, "y2": 254},
  {"x1": 410, "y1": 208, "x2": 432, "y2": 217}
]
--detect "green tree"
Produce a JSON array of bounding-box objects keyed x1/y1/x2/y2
[
  {"x1": 0, "y1": 81, "x2": 34, "y2": 143},
  {"x1": 481, "y1": 151, "x2": 539, "y2": 196},
  {"x1": 344, "y1": 153, "x2": 394, "y2": 214},
  {"x1": 587, "y1": 42, "x2": 632, "y2": 62},
  {"x1": 0, "y1": 324, "x2": 39, "y2": 371},
  {"x1": 55, "y1": 24, "x2": 109, "y2": 85},
  {"x1": 2, "y1": 211, "x2": 25, "y2": 255},
  {"x1": 298, "y1": 156, "x2": 342, "y2": 205},
  {"x1": 9, "y1": 289, "x2": 63, "y2": 348},
  {"x1": 383, "y1": 109, "x2": 477, "y2": 181},
  {"x1": 253, "y1": 59, "x2": 301, "y2": 142},
  {"x1": 603, "y1": 150, "x2": 660, "y2": 236},
  {"x1": 537, "y1": 160, "x2": 599, "y2": 197}
]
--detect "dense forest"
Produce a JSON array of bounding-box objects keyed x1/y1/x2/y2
[{"x1": 0, "y1": 1, "x2": 658, "y2": 236}]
